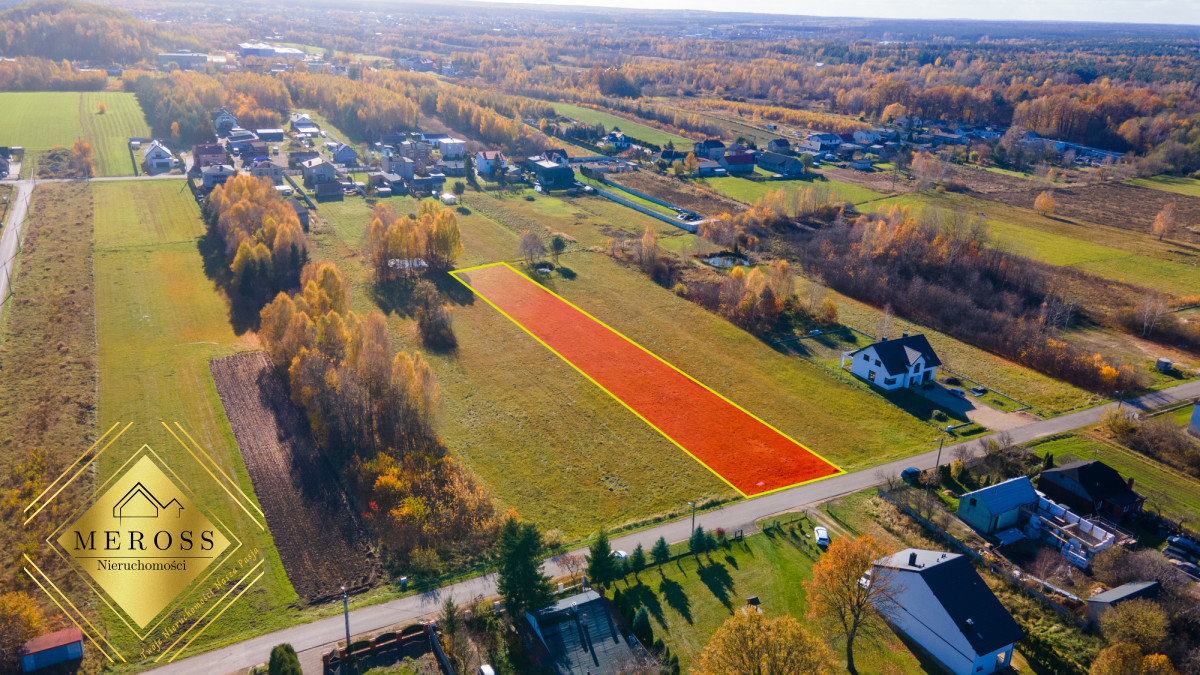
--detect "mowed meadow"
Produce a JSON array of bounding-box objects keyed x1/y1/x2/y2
[
  {"x1": 310, "y1": 191, "x2": 941, "y2": 538},
  {"x1": 0, "y1": 91, "x2": 150, "y2": 176},
  {"x1": 90, "y1": 181, "x2": 298, "y2": 659}
]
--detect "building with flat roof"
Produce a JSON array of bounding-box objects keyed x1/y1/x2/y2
[{"x1": 524, "y1": 591, "x2": 639, "y2": 675}]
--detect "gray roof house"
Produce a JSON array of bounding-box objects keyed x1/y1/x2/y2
[
  {"x1": 1086, "y1": 581, "x2": 1159, "y2": 627},
  {"x1": 873, "y1": 549, "x2": 1022, "y2": 675},
  {"x1": 957, "y1": 477, "x2": 1039, "y2": 535},
  {"x1": 524, "y1": 591, "x2": 637, "y2": 675}
]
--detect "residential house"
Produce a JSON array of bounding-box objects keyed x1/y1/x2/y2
[
  {"x1": 212, "y1": 108, "x2": 238, "y2": 136},
  {"x1": 227, "y1": 128, "x2": 257, "y2": 144},
  {"x1": 409, "y1": 173, "x2": 446, "y2": 196},
  {"x1": 693, "y1": 138, "x2": 726, "y2": 160},
  {"x1": 248, "y1": 159, "x2": 283, "y2": 184},
  {"x1": 235, "y1": 141, "x2": 268, "y2": 159},
  {"x1": 474, "y1": 150, "x2": 507, "y2": 177},
  {"x1": 1026, "y1": 491, "x2": 1122, "y2": 568},
  {"x1": 1086, "y1": 582, "x2": 1159, "y2": 627},
  {"x1": 853, "y1": 129, "x2": 884, "y2": 145},
  {"x1": 541, "y1": 148, "x2": 569, "y2": 166},
  {"x1": 287, "y1": 150, "x2": 320, "y2": 168},
  {"x1": 18, "y1": 627, "x2": 84, "y2": 673},
  {"x1": 719, "y1": 152, "x2": 756, "y2": 175},
  {"x1": 849, "y1": 157, "x2": 873, "y2": 171},
  {"x1": 841, "y1": 333, "x2": 941, "y2": 390},
  {"x1": 368, "y1": 171, "x2": 406, "y2": 192},
  {"x1": 532, "y1": 160, "x2": 576, "y2": 191},
  {"x1": 658, "y1": 149, "x2": 689, "y2": 164},
  {"x1": 755, "y1": 151, "x2": 804, "y2": 177},
  {"x1": 1037, "y1": 460, "x2": 1145, "y2": 521},
  {"x1": 314, "y1": 181, "x2": 343, "y2": 201},
  {"x1": 437, "y1": 137, "x2": 467, "y2": 159},
  {"x1": 836, "y1": 142, "x2": 864, "y2": 158},
  {"x1": 396, "y1": 139, "x2": 432, "y2": 160},
  {"x1": 200, "y1": 164, "x2": 236, "y2": 189},
  {"x1": 523, "y1": 591, "x2": 637, "y2": 675},
  {"x1": 301, "y1": 157, "x2": 337, "y2": 186},
  {"x1": 766, "y1": 138, "x2": 791, "y2": 154},
  {"x1": 331, "y1": 143, "x2": 358, "y2": 165},
  {"x1": 932, "y1": 130, "x2": 967, "y2": 146},
  {"x1": 958, "y1": 477, "x2": 1039, "y2": 535},
  {"x1": 872, "y1": 549, "x2": 1022, "y2": 675},
  {"x1": 289, "y1": 113, "x2": 320, "y2": 136},
  {"x1": 435, "y1": 159, "x2": 465, "y2": 177},
  {"x1": 603, "y1": 130, "x2": 631, "y2": 150},
  {"x1": 381, "y1": 153, "x2": 415, "y2": 179},
  {"x1": 142, "y1": 141, "x2": 175, "y2": 173},
  {"x1": 695, "y1": 158, "x2": 725, "y2": 176},
  {"x1": 804, "y1": 133, "x2": 843, "y2": 152},
  {"x1": 191, "y1": 143, "x2": 226, "y2": 171},
  {"x1": 255, "y1": 128, "x2": 285, "y2": 143}
]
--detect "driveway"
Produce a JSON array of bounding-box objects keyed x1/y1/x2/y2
[{"x1": 919, "y1": 381, "x2": 1031, "y2": 431}]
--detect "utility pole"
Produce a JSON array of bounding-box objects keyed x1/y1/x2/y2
[{"x1": 688, "y1": 501, "x2": 696, "y2": 534}]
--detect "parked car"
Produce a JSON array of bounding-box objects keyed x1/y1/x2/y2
[
  {"x1": 900, "y1": 467, "x2": 921, "y2": 482},
  {"x1": 1168, "y1": 536, "x2": 1200, "y2": 557},
  {"x1": 814, "y1": 526, "x2": 831, "y2": 547},
  {"x1": 613, "y1": 550, "x2": 629, "y2": 559},
  {"x1": 949, "y1": 388, "x2": 966, "y2": 398},
  {"x1": 969, "y1": 386, "x2": 987, "y2": 396},
  {"x1": 1165, "y1": 546, "x2": 1198, "y2": 564}
]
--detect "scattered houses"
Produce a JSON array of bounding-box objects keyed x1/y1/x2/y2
[
  {"x1": 693, "y1": 138, "x2": 726, "y2": 160},
  {"x1": 475, "y1": 150, "x2": 507, "y2": 176},
  {"x1": 200, "y1": 163, "x2": 236, "y2": 189},
  {"x1": 212, "y1": 108, "x2": 238, "y2": 136},
  {"x1": 1037, "y1": 460, "x2": 1145, "y2": 521},
  {"x1": 301, "y1": 157, "x2": 337, "y2": 186},
  {"x1": 158, "y1": 51, "x2": 209, "y2": 70},
  {"x1": 872, "y1": 549, "x2": 1022, "y2": 675},
  {"x1": 141, "y1": 140, "x2": 175, "y2": 173},
  {"x1": 957, "y1": 477, "x2": 1039, "y2": 536},
  {"x1": 531, "y1": 159, "x2": 576, "y2": 191},
  {"x1": 842, "y1": 333, "x2": 941, "y2": 391}
]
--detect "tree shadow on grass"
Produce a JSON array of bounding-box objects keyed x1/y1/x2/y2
[
  {"x1": 197, "y1": 230, "x2": 261, "y2": 335},
  {"x1": 697, "y1": 562, "x2": 735, "y2": 613},
  {"x1": 657, "y1": 578, "x2": 692, "y2": 625},
  {"x1": 370, "y1": 270, "x2": 477, "y2": 317},
  {"x1": 623, "y1": 582, "x2": 666, "y2": 629},
  {"x1": 724, "y1": 554, "x2": 739, "y2": 570}
]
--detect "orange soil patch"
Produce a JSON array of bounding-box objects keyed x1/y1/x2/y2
[{"x1": 451, "y1": 263, "x2": 842, "y2": 496}]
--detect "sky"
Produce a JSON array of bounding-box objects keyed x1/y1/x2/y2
[{"x1": 467, "y1": 0, "x2": 1200, "y2": 25}]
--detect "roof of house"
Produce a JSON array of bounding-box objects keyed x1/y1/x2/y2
[
  {"x1": 142, "y1": 140, "x2": 170, "y2": 158},
  {"x1": 201, "y1": 164, "x2": 235, "y2": 174},
  {"x1": 333, "y1": 143, "x2": 356, "y2": 155},
  {"x1": 20, "y1": 627, "x2": 83, "y2": 656},
  {"x1": 543, "y1": 148, "x2": 568, "y2": 160},
  {"x1": 875, "y1": 549, "x2": 1023, "y2": 656},
  {"x1": 477, "y1": 150, "x2": 505, "y2": 160},
  {"x1": 767, "y1": 138, "x2": 790, "y2": 147},
  {"x1": 530, "y1": 591, "x2": 635, "y2": 675},
  {"x1": 1039, "y1": 460, "x2": 1141, "y2": 506},
  {"x1": 722, "y1": 152, "x2": 756, "y2": 165},
  {"x1": 1089, "y1": 581, "x2": 1160, "y2": 605},
  {"x1": 301, "y1": 157, "x2": 329, "y2": 169},
  {"x1": 851, "y1": 333, "x2": 942, "y2": 374},
  {"x1": 697, "y1": 138, "x2": 725, "y2": 148},
  {"x1": 193, "y1": 143, "x2": 223, "y2": 154},
  {"x1": 961, "y1": 477, "x2": 1038, "y2": 515}
]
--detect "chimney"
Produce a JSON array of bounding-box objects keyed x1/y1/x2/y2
[
  {"x1": 1128, "y1": 477, "x2": 1135, "y2": 490},
  {"x1": 902, "y1": 331, "x2": 909, "y2": 338},
  {"x1": 908, "y1": 552, "x2": 918, "y2": 567},
  {"x1": 881, "y1": 336, "x2": 888, "y2": 342}
]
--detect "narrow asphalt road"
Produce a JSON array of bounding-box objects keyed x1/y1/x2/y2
[{"x1": 145, "y1": 379, "x2": 1200, "y2": 675}]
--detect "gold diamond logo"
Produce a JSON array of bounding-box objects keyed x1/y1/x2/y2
[{"x1": 56, "y1": 454, "x2": 230, "y2": 628}]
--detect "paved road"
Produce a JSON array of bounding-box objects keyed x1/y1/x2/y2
[
  {"x1": 0, "y1": 179, "x2": 34, "y2": 310},
  {"x1": 145, "y1": 378, "x2": 1200, "y2": 675}
]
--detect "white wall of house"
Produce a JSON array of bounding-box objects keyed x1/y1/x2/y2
[
  {"x1": 847, "y1": 346, "x2": 936, "y2": 390},
  {"x1": 879, "y1": 574, "x2": 1010, "y2": 675}
]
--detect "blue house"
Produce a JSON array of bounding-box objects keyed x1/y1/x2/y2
[
  {"x1": 19, "y1": 627, "x2": 83, "y2": 672},
  {"x1": 331, "y1": 143, "x2": 358, "y2": 165},
  {"x1": 957, "y1": 477, "x2": 1038, "y2": 535}
]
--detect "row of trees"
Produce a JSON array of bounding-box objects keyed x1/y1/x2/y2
[
  {"x1": 0, "y1": 57, "x2": 105, "y2": 90},
  {"x1": 793, "y1": 206, "x2": 1146, "y2": 393},
  {"x1": 364, "y1": 201, "x2": 463, "y2": 281},
  {"x1": 282, "y1": 71, "x2": 420, "y2": 142}
]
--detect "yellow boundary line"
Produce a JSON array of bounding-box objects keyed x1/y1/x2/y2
[
  {"x1": 450, "y1": 262, "x2": 846, "y2": 498},
  {"x1": 25, "y1": 421, "x2": 122, "y2": 513},
  {"x1": 156, "y1": 560, "x2": 264, "y2": 662},
  {"x1": 23, "y1": 568, "x2": 114, "y2": 662},
  {"x1": 24, "y1": 422, "x2": 132, "y2": 523}
]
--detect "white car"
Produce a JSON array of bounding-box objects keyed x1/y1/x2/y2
[
  {"x1": 613, "y1": 550, "x2": 629, "y2": 559},
  {"x1": 814, "y1": 526, "x2": 831, "y2": 547}
]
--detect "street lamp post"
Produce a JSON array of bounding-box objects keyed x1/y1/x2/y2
[
  {"x1": 688, "y1": 501, "x2": 696, "y2": 534},
  {"x1": 934, "y1": 425, "x2": 953, "y2": 471}
]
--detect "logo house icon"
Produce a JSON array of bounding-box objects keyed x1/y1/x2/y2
[{"x1": 112, "y1": 483, "x2": 184, "y2": 521}]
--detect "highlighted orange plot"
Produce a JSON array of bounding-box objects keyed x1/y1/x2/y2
[{"x1": 451, "y1": 263, "x2": 843, "y2": 497}]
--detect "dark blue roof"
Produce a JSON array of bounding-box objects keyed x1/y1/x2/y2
[{"x1": 962, "y1": 477, "x2": 1038, "y2": 516}]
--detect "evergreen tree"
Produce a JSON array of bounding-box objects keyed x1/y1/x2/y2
[
  {"x1": 268, "y1": 644, "x2": 302, "y2": 675},
  {"x1": 586, "y1": 529, "x2": 618, "y2": 588},
  {"x1": 632, "y1": 606, "x2": 654, "y2": 646},
  {"x1": 689, "y1": 525, "x2": 707, "y2": 556},
  {"x1": 630, "y1": 544, "x2": 647, "y2": 579},
  {"x1": 651, "y1": 536, "x2": 671, "y2": 568},
  {"x1": 494, "y1": 515, "x2": 553, "y2": 616}
]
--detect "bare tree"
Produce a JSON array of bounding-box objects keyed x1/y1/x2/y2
[
  {"x1": 876, "y1": 305, "x2": 893, "y2": 339},
  {"x1": 1141, "y1": 293, "x2": 1169, "y2": 338},
  {"x1": 518, "y1": 230, "x2": 545, "y2": 264},
  {"x1": 554, "y1": 553, "x2": 585, "y2": 584},
  {"x1": 808, "y1": 279, "x2": 827, "y2": 314}
]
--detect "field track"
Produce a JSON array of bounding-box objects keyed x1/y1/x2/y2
[
  {"x1": 210, "y1": 351, "x2": 379, "y2": 601},
  {"x1": 450, "y1": 263, "x2": 843, "y2": 496}
]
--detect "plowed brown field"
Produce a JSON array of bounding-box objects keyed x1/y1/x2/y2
[{"x1": 210, "y1": 351, "x2": 379, "y2": 602}]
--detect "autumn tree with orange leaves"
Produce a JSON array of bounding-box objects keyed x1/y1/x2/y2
[
  {"x1": 806, "y1": 534, "x2": 896, "y2": 674},
  {"x1": 365, "y1": 201, "x2": 463, "y2": 281},
  {"x1": 695, "y1": 611, "x2": 837, "y2": 675},
  {"x1": 1034, "y1": 190, "x2": 1056, "y2": 216}
]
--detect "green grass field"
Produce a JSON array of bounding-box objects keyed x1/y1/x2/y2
[
  {"x1": 1026, "y1": 431, "x2": 1200, "y2": 523},
  {"x1": 1126, "y1": 175, "x2": 1200, "y2": 198},
  {"x1": 0, "y1": 91, "x2": 150, "y2": 177},
  {"x1": 91, "y1": 181, "x2": 299, "y2": 660},
  {"x1": 309, "y1": 191, "x2": 942, "y2": 538},
  {"x1": 550, "y1": 101, "x2": 694, "y2": 148},
  {"x1": 605, "y1": 525, "x2": 932, "y2": 673},
  {"x1": 697, "y1": 174, "x2": 888, "y2": 206}
]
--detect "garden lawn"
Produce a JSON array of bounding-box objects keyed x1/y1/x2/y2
[
  {"x1": 0, "y1": 91, "x2": 150, "y2": 177},
  {"x1": 607, "y1": 525, "x2": 932, "y2": 673},
  {"x1": 91, "y1": 181, "x2": 297, "y2": 661},
  {"x1": 1126, "y1": 175, "x2": 1200, "y2": 198},
  {"x1": 550, "y1": 101, "x2": 694, "y2": 148}
]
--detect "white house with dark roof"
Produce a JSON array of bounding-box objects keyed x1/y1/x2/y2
[
  {"x1": 873, "y1": 549, "x2": 1022, "y2": 675},
  {"x1": 842, "y1": 333, "x2": 941, "y2": 390}
]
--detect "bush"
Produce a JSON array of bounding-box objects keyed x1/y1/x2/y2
[
  {"x1": 268, "y1": 643, "x2": 302, "y2": 675},
  {"x1": 632, "y1": 606, "x2": 653, "y2": 645}
]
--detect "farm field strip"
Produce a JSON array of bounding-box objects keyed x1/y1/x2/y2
[
  {"x1": 549, "y1": 101, "x2": 694, "y2": 148},
  {"x1": 0, "y1": 91, "x2": 150, "y2": 177},
  {"x1": 1126, "y1": 176, "x2": 1200, "y2": 198},
  {"x1": 450, "y1": 262, "x2": 844, "y2": 496}
]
